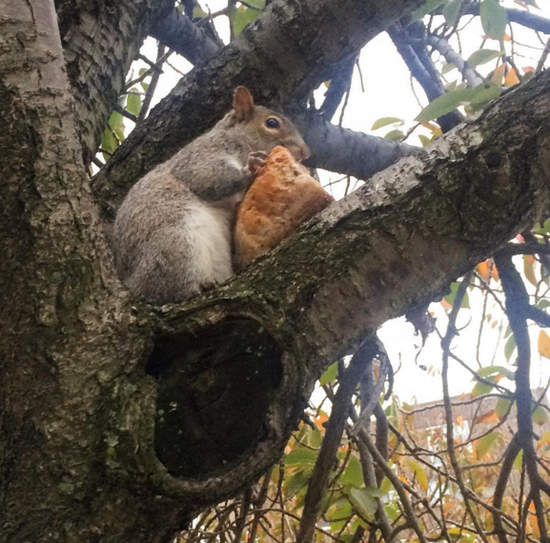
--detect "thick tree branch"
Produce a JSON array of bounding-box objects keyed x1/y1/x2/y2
[
  {"x1": 299, "y1": 110, "x2": 421, "y2": 181},
  {"x1": 149, "y1": 7, "x2": 222, "y2": 64},
  {"x1": 153, "y1": 69, "x2": 550, "y2": 375},
  {"x1": 91, "y1": 0, "x2": 425, "y2": 219},
  {"x1": 106, "y1": 71, "x2": 550, "y2": 518},
  {"x1": 461, "y1": 5, "x2": 550, "y2": 35},
  {"x1": 55, "y1": 0, "x2": 174, "y2": 164}
]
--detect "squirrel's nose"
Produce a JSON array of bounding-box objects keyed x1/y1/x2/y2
[{"x1": 288, "y1": 143, "x2": 311, "y2": 162}]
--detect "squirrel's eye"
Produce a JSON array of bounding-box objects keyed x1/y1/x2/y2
[{"x1": 265, "y1": 117, "x2": 280, "y2": 129}]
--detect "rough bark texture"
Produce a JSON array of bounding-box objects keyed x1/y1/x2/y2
[
  {"x1": 54, "y1": 0, "x2": 173, "y2": 164},
  {"x1": 2, "y1": 0, "x2": 550, "y2": 541},
  {"x1": 1, "y1": 1, "x2": 185, "y2": 540}
]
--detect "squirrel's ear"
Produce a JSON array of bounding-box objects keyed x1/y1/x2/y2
[{"x1": 233, "y1": 86, "x2": 254, "y2": 121}]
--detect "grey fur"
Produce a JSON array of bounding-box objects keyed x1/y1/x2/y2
[{"x1": 112, "y1": 97, "x2": 308, "y2": 303}]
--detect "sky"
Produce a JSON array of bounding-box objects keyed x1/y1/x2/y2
[{"x1": 133, "y1": 0, "x2": 550, "y2": 403}]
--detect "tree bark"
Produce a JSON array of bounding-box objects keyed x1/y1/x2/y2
[
  {"x1": 54, "y1": 0, "x2": 174, "y2": 164},
  {"x1": 2, "y1": 0, "x2": 550, "y2": 542}
]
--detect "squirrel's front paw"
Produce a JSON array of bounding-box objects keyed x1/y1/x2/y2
[{"x1": 247, "y1": 151, "x2": 268, "y2": 178}]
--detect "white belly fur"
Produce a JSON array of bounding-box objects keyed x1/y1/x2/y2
[{"x1": 187, "y1": 201, "x2": 234, "y2": 286}]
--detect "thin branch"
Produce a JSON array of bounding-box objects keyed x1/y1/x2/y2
[
  {"x1": 493, "y1": 253, "x2": 550, "y2": 543},
  {"x1": 441, "y1": 270, "x2": 490, "y2": 543},
  {"x1": 296, "y1": 338, "x2": 376, "y2": 543},
  {"x1": 138, "y1": 42, "x2": 166, "y2": 122},
  {"x1": 426, "y1": 33, "x2": 482, "y2": 87},
  {"x1": 492, "y1": 434, "x2": 522, "y2": 543}
]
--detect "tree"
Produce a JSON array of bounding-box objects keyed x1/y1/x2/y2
[{"x1": 1, "y1": 0, "x2": 549, "y2": 542}]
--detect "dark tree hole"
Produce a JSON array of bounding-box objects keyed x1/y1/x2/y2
[{"x1": 147, "y1": 318, "x2": 282, "y2": 477}]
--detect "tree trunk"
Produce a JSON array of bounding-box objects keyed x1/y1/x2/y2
[{"x1": 1, "y1": 0, "x2": 550, "y2": 541}]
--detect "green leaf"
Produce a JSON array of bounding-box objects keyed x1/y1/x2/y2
[
  {"x1": 467, "y1": 49, "x2": 501, "y2": 67},
  {"x1": 319, "y1": 361, "x2": 338, "y2": 385},
  {"x1": 444, "y1": 281, "x2": 470, "y2": 308},
  {"x1": 384, "y1": 129, "x2": 405, "y2": 141},
  {"x1": 380, "y1": 476, "x2": 393, "y2": 494},
  {"x1": 108, "y1": 111, "x2": 123, "y2": 130},
  {"x1": 306, "y1": 426, "x2": 323, "y2": 448},
  {"x1": 340, "y1": 456, "x2": 364, "y2": 486},
  {"x1": 371, "y1": 117, "x2": 404, "y2": 130},
  {"x1": 472, "y1": 380, "x2": 494, "y2": 397},
  {"x1": 533, "y1": 406, "x2": 549, "y2": 425},
  {"x1": 346, "y1": 487, "x2": 377, "y2": 519},
  {"x1": 285, "y1": 447, "x2": 318, "y2": 466},
  {"x1": 513, "y1": 449, "x2": 523, "y2": 470},
  {"x1": 495, "y1": 397, "x2": 512, "y2": 418},
  {"x1": 476, "y1": 431, "x2": 499, "y2": 457},
  {"x1": 192, "y1": 6, "x2": 207, "y2": 17},
  {"x1": 364, "y1": 485, "x2": 385, "y2": 498},
  {"x1": 230, "y1": 2, "x2": 264, "y2": 36},
  {"x1": 480, "y1": 0, "x2": 508, "y2": 40},
  {"x1": 385, "y1": 503, "x2": 400, "y2": 522},
  {"x1": 285, "y1": 470, "x2": 310, "y2": 498},
  {"x1": 477, "y1": 365, "x2": 515, "y2": 380},
  {"x1": 108, "y1": 111, "x2": 125, "y2": 142},
  {"x1": 417, "y1": 87, "x2": 471, "y2": 122},
  {"x1": 416, "y1": 84, "x2": 500, "y2": 122},
  {"x1": 468, "y1": 84, "x2": 501, "y2": 108},
  {"x1": 504, "y1": 334, "x2": 516, "y2": 361},
  {"x1": 405, "y1": 459, "x2": 428, "y2": 491},
  {"x1": 443, "y1": 0, "x2": 462, "y2": 26},
  {"x1": 412, "y1": 0, "x2": 446, "y2": 19},
  {"x1": 327, "y1": 499, "x2": 352, "y2": 522},
  {"x1": 101, "y1": 128, "x2": 117, "y2": 154},
  {"x1": 126, "y1": 89, "x2": 142, "y2": 117}
]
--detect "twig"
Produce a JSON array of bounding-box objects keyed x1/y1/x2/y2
[
  {"x1": 295, "y1": 338, "x2": 376, "y2": 543},
  {"x1": 492, "y1": 434, "x2": 522, "y2": 543},
  {"x1": 139, "y1": 42, "x2": 166, "y2": 122},
  {"x1": 536, "y1": 37, "x2": 550, "y2": 74},
  {"x1": 493, "y1": 253, "x2": 549, "y2": 543},
  {"x1": 441, "y1": 270, "x2": 490, "y2": 543}
]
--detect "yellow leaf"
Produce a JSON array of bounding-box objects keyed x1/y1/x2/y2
[
  {"x1": 491, "y1": 63, "x2": 506, "y2": 85},
  {"x1": 537, "y1": 330, "x2": 550, "y2": 359},
  {"x1": 421, "y1": 122, "x2": 442, "y2": 136},
  {"x1": 523, "y1": 254, "x2": 537, "y2": 286},
  {"x1": 474, "y1": 409, "x2": 499, "y2": 424},
  {"x1": 477, "y1": 259, "x2": 491, "y2": 280},
  {"x1": 504, "y1": 67, "x2": 520, "y2": 87},
  {"x1": 537, "y1": 431, "x2": 550, "y2": 449},
  {"x1": 314, "y1": 413, "x2": 329, "y2": 430},
  {"x1": 405, "y1": 459, "x2": 428, "y2": 492}
]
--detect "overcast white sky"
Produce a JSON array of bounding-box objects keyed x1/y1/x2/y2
[{"x1": 134, "y1": 1, "x2": 550, "y2": 403}]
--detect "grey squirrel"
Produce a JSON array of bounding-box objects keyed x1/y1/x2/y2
[{"x1": 112, "y1": 86, "x2": 310, "y2": 303}]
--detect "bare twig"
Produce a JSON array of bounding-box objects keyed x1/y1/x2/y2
[{"x1": 296, "y1": 338, "x2": 376, "y2": 543}]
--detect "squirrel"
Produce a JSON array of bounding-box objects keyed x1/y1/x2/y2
[{"x1": 112, "y1": 86, "x2": 310, "y2": 303}]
